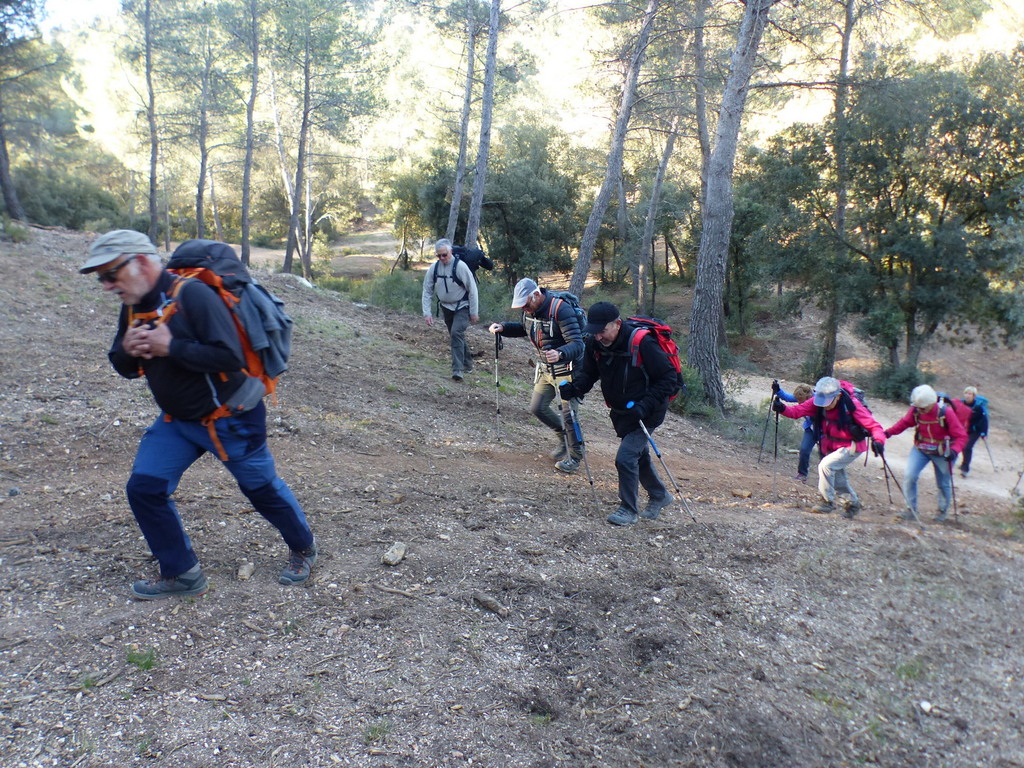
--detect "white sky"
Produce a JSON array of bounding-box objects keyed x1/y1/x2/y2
[{"x1": 42, "y1": 0, "x2": 120, "y2": 32}]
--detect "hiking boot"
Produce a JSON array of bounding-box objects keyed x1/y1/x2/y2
[
  {"x1": 131, "y1": 564, "x2": 208, "y2": 600},
  {"x1": 810, "y1": 501, "x2": 834, "y2": 515},
  {"x1": 555, "y1": 456, "x2": 580, "y2": 474},
  {"x1": 641, "y1": 495, "x2": 673, "y2": 520},
  {"x1": 960, "y1": 470, "x2": 969, "y2": 479},
  {"x1": 933, "y1": 511, "x2": 949, "y2": 523},
  {"x1": 899, "y1": 509, "x2": 917, "y2": 521},
  {"x1": 842, "y1": 498, "x2": 862, "y2": 519},
  {"x1": 279, "y1": 541, "x2": 318, "y2": 586},
  {"x1": 550, "y1": 435, "x2": 569, "y2": 461},
  {"x1": 794, "y1": 473, "x2": 808, "y2": 483},
  {"x1": 607, "y1": 507, "x2": 639, "y2": 526},
  {"x1": 451, "y1": 372, "x2": 464, "y2": 382}
]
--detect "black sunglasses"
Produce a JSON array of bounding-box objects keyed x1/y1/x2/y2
[{"x1": 96, "y1": 255, "x2": 137, "y2": 284}]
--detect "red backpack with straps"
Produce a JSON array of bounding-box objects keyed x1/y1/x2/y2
[{"x1": 624, "y1": 316, "x2": 685, "y2": 401}]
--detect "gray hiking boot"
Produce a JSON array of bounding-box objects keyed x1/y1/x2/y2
[
  {"x1": 934, "y1": 510, "x2": 949, "y2": 523},
  {"x1": 555, "y1": 456, "x2": 580, "y2": 474},
  {"x1": 899, "y1": 509, "x2": 917, "y2": 521},
  {"x1": 811, "y1": 501, "x2": 834, "y2": 514},
  {"x1": 131, "y1": 564, "x2": 208, "y2": 600},
  {"x1": 550, "y1": 434, "x2": 569, "y2": 461},
  {"x1": 842, "y1": 498, "x2": 862, "y2": 519},
  {"x1": 641, "y1": 495, "x2": 673, "y2": 520},
  {"x1": 607, "y1": 507, "x2": 639, "y2": 526},
  {"x1": 279, "y1": 541, "x2": 318, "y2": 586}
]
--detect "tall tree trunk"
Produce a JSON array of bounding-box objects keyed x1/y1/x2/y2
[
  {"x1": 464, "y1": 0, "x2": 500, "y2": 249},
  {"x1": 688, "y1": 0, "x2": 778, "y2": 411},
  {"x1": 240, "y1": 0, "x2": 260, "y2": 265},
  {"x1": 209, "y1": 165, "x2": 223, "y2": 241},
  {"x1": 693, "y1": 0, "x2": 711, "y2": 209},
  {"x1": 283, "y1": 38, "x2": 312, "y2": 276},
  {"x1": 268, "y1": 59, "x2": 294, "y2": 258},
  {"x1": 0, "y1": 98, "x2": 26, "y2": 220},
  {"x1": 194, "y1": 26, "x2": 213, "y2": 240},
  {"x1": 637, "y1": 113, "x2": 680, "y2": 314},
  {"x1": 144, "y1": 0, "x2": 159, "y2": 244},
  {"x1": 814, "y1": 0, "x2": 856, "y2": 380},
  {"x1": 568, "y1": 0, "x2": 659, "y2": 297},
  {"x1": 446, "y1": 0, "x2": 476, "y2": 243}
]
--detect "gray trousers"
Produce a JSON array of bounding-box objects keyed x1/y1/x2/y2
[
  {"x1": 615, "y1": 428, "x2": 669, "y2": 515},
  {"x1": 442, "y1": 306, "x2": 472, "y2": 375},
  {"x1": 817, "y1": 445, "x2": 863, "y2": 504},
  {"x1": 531, "y1": 366, "x2": 580, "y2": 458}
]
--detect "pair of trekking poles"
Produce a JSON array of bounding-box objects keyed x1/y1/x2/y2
[
  {"x1": 758, "y1": 388, "x2": 957, "y2": 525},
  {"x1": 494, "y1": 335, "x2": 700, "y2": 524}
]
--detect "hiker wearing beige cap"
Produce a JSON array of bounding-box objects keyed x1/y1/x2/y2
[{"x1": 81, "y1": 230, "x2": 316, "y2": 599}]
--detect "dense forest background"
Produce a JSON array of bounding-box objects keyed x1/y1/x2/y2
[{"x1": 3, "y1": 0, "x2": 1023, "y2": 405}]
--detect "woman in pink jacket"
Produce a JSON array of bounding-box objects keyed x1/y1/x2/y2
[
  {"x1": 884, "y1": 384, "x2": 967, "y2": 522},
  {"x1": 773, "y1": 376, "x2": 886, "y2": 518}
]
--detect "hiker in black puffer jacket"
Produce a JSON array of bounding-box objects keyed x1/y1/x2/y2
[
  {"x1": 489, "y1": 278, "x2": 586, "y2": 472},
  {"x1": 81, "y1": 230, "x2": 316, "y2": 601},
  {"x1": 559, "y1": 302, "x2": 679, "y2": 526}
]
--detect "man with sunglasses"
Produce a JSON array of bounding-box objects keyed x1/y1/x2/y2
[{"x1": 80, "y1": 230, "x2": 316, "y2": 600}]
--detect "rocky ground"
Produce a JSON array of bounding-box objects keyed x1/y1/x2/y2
[{"x1": 2, "y1": 229, "x2": 1023, "y2": 767}]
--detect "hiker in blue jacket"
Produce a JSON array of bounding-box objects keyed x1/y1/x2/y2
[
  {"x1": 81, "y1": 230, "x2": 316, "y2": 600},
  {"x1": 959, "y1": 386, "x2": 990, "y2": 478},
  {"x1": 558, "y1": 302, "x2": 679, "y2": 526},
  {"x1": 773, "y1": 381, "x2": 815, "y2": 482},
  {"x1": 489, "y1": 278, "x2": 586, "y2": 473}
]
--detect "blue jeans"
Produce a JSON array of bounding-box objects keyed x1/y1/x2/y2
[
  {"x1": 127, "y1": 402, "x2": 313, "y2": 578},
  {"x1": 817, "y1": 445, "x2": 862, "y2": 504},
  {"x1": 615, "y1": 428, "x2": 668, "y2": 515},
  {"x1": 442, "y1": 306, "x2": 472, "y2": 375},
  {"x1": 904, "y1": 446, "x2": 953, "y2": 515},
  {"x1": 798, "y1": 428, "x2": 815, "y2": 477}
]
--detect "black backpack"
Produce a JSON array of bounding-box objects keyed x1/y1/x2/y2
[
  {"x1": 451, "y1": 245, "x2": 494, "y2": 274},
  {"x1": 545, "y1": 290, "x2": 588, "y2": 340}
]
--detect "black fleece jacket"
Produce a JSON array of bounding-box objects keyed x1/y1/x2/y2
[
  {"x1": 109, "y1": 270, "x2": 247, "y2": 421},
  {"x1": 561, "y1": 320, "x2": 677, "y2": 438}
]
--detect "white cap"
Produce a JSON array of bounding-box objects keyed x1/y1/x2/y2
[{"x1": 81, "y1": 230, "x2": 157, "y2": 273}]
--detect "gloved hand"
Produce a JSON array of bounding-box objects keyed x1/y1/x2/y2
[
  {"x1": 771, "y1": 379, "x2": 780, "y2": 396},
  {"x1": 559, "y1": 380, "x2": 577, "y2": 402},
  {"x1": 628, "y1": 400, "x2": 649, "y2": 421},
  {"x1": 771, "y1": 397, "x2": 786, "y2": 414},
  {"x1": 871, "y1": 439, "x2": 885, "y2": 457},
  {"x1": 948, "y1": 451, "x2": 959, "y2": 465}
]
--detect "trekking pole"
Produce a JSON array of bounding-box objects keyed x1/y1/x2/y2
[
  {"x1": 627, "y1": 403, "x2": 707, "y2": 529},
  {"x1": 493, "y1": 333, "x2": 503, "y2": 429},
  {"x1": 982, "y1": 437, "x2": 996, "y2": 471},
  {"x1": 771, "y1": 396, "x2": 780, "y2": 499},
  {"x1": 551, "y1": 367, "x2": 599, "y2": 506},
  {"x1": 948, "y1": 458, "x2": 959, "y2": 522},
  {"x1": 757, "y1": 397, "x2": 773, "y2": 465},
  {"x1": 1013, "y1": 467, "x2": 1024, "y2": 497},
  {"x1": 879, "y1": 454, "x2": 922, "y2": 527}
]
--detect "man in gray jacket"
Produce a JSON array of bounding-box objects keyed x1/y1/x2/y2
[{"x1": 422, "y1": 238, "x2": 479, "y2": 381}]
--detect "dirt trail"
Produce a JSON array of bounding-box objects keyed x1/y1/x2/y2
[{"x1": 1, "y1": 229, "x2": 1023, "y2": 768}]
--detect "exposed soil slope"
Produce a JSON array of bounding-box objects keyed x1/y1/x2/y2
[{"x1": 2, "y1": 229, "x2": 1023, "y2": 768}]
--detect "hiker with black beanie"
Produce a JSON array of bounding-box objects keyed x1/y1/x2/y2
[{"x1": 558, "y1": 302, "x2": 679, "y2": 526}]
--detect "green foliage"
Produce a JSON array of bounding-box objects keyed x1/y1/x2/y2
[
  {"x1": 871, "y1": 363, "x2": 934, "y2": 402},
  {"x1": 1, "y1": 215, "x2": 30, "y2": 243},
  {"x1": 126, "y1": 647, "x2": 158, "y2": 671},
  {"x1": 671, "y1": 364, "x2": 715, "y2": 419},
  {"x1": 14, "y1": 167, "x2": 121, "y2": 230}
]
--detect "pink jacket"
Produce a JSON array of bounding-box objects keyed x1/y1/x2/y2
[
  {"x1": 779, "y1": 396, "x2": 886, "y2": 455},
  {"x1": 885, "y1": 403, "x2": 967, "y2": 455}
]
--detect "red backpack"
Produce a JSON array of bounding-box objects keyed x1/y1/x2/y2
[{"x1": 625, "y1": 316, "x2": 685, "y2": 401}]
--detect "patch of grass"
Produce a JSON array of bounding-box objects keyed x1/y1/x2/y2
[
  {"x1": 4, "y1": 217, "x2": 31, "y2": 243},
  {"x1": 39, "y1": 414, "x2": 59, "y2": 425},
  {"x1": 78, "y1": 672, "x2": 98, "y2": 689},
  {"x1": 895, "y1": 658, "x2": 926, "y2": 681},
  {"x1": 529, "y1": 712, "x2": 553, "y2": 725},
  {"x1": 126, "y1": 647, "x2": 158, "y2": 671},
  {"x1": 283, "y1": 619, "x2": 301, "y2": 635},
  {"x1": 810, "y1": 688, "x2": 850, "y2": 715},
  {"x1": 364, "y1": 718, "x2": 392, "y2": 745}
]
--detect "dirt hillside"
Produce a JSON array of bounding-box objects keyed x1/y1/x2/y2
[{"x1": 2, "y1": 229, "x2": 1023, "y2": 768}]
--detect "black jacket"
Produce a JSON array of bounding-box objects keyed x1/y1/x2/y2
[
  {"x1": 109, "y1": 270, "x2": 247, "y2": 421},
  {"x1": 563, "y1": 320, "x2": 677, "y2": 438},
  {"x1": 498, "y1": 289, "x2": 585, "y2": 374}
]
